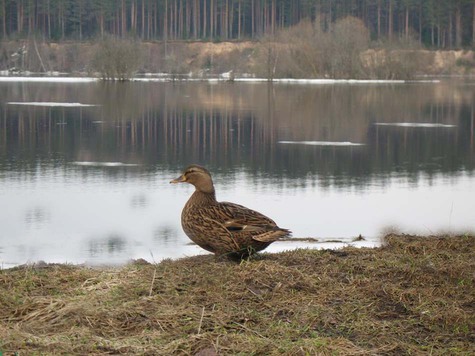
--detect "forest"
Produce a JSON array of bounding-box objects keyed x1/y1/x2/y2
[{"x1": 1, "y1": 0, "x2": 475, "y2": 48}]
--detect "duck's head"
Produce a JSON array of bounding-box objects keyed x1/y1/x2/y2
[{"x1": 170, "y1": 164, "x2": 215, "y2": 193}]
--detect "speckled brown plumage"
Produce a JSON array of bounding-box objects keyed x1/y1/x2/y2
[{"x1": 170, "y1": 165, "x2": 291, "y2": 258}]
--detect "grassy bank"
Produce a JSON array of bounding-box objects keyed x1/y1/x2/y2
[{"x1": 1, "y1": 234, "x2": 474, "y2": 355}]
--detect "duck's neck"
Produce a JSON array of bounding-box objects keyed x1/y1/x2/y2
[{"x1": 188, "y1": 189, "x2": 217, "y2": 207}]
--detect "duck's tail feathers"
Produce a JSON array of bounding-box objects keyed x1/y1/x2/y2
[{"x1": 252, "y1": 227, "x2": 292, "y2": 242}]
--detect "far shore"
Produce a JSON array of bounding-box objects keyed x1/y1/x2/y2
[{"x1": 0, "y1": 73, "x2": 432, "y2": 83}]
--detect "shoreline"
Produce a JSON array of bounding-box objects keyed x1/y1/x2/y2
[
  {"x1": 0, "y1": 74, "x2": 429, "y2": 84},
  {"x1": 1, "y1": 235, "x2": 381, "y2": 271}
]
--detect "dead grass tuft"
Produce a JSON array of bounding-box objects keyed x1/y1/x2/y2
[{"x1": 1, "y1": 234, "x2": 474, "y2": 354}]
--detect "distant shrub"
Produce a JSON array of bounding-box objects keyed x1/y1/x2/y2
[
  {"x1": 252, "y1": 16, "x2": 371, "y2": 79},
  {"x1": 456, "y1": 56, "x2": 475, "y2": 69},
  {"x1": 91, "y1": 36, "x2": 143, "y2": 80},
  {"x1": 162, "y1": 43, "x2": 195, "y2": 79},
  {"x1": 361, "y1": 49, "x2": 420, "y2": 79},
  {"x1": 329, "y1": 17, "x2": 370, "y2": 78}
]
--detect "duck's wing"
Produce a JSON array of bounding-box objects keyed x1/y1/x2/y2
[
  {"x1": 216, "y1": 201, "x2": 278, "y2": 228},
  {"x1": 193, "y1": 203, "x2": 290, "y2": 251},
  {"x1": 188, "y1": 214, "x2": 241, "y2": 252},
  {"x1": 199, "y1": 202, "x2": 290, "y2": 242}
]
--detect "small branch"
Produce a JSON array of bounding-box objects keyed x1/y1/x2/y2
[
  {"x1": 148, "y1": 269, "x2": 157, "y2": 297},
  {"x1": 232, "y1": 321, "x2": 266, "y2": 339},
  {"x1": 33, "y1": 38, "x2": 47, "y2": 72},
  {"x1": 197, "y1": 306, "x2": 205, "y2": 334}
]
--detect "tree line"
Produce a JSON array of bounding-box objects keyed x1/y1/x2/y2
[{"x1": 1, "y1": 0, "x2": 475, "y2": 48}]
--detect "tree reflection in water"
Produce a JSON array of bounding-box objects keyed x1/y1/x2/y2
[{"x1": 1, "y1": 80, "x2": 473, "y2": 184}]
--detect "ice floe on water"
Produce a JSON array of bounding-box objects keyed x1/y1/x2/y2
[
  {"x1": 72, "y1": 161, "x2": 140, "y2": 167},
  {"x1": 278, "y1": 140, "x2": 365, "y2": 146},
  {"x1": 374, "y1": 122, "x2": 456, "y2": 128},
  {"x1": 7, "y1": 102, "x2": 99, "y2": 107}
]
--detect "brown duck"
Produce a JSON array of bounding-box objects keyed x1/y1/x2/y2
[{"x1": 170, "y1": 165, "x2": 291, "y2": 258}]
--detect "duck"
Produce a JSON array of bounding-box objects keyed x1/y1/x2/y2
[{"x1": 170, "y1": 164, "x2": 291, "y2": 258}]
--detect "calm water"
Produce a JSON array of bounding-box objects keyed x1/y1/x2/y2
[{"x1": 1, "y1": 79, "x2": 474, "y2": 267}]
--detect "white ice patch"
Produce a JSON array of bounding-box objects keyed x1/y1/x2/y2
[
  {"x1": 0, "y1": 77, "x2": 98, "y2": 83},
  {"x1": 72, "y1": 161, "x2": 140, "y2": 167},
  {"x1": 7, "y1": 102, "x2": 98, "y2": 107},
  {"x1": 0, "y1": 75, "x2": 437, "y2": 85},
  {"x1": 278, "y1": 140, "x2": 365, "y2": 146},
  {"x1": 374, "y1": 122, "x2": 456, "y2": 128},
  {"x1": 134, "y1": 77, "x2": 409, "y2": 84},
  {"x1": 260, "y1": 78, "x2": 407, "y2": 84}
]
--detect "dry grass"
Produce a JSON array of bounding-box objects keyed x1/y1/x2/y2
[{"x1": 1, "y1": 234, "x2": 474, "y2": 355}]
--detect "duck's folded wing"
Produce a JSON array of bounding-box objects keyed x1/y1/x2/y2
[
  {"x1": 210, "y1": 202, "x2": 290, "y2": 240},
  {"x1": 199, "y1": 202, "x2": 290, "y2": 243},
  {"x1": 216, "y1": 202, "x2": 278, "y2": 228},
  {"x1": 191, "y1": 214, "x2": 241, "y2": 251}
]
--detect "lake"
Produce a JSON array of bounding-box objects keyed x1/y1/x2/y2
[{"x1": 1, "y1": 78, "x2": 474, "y2": 268}]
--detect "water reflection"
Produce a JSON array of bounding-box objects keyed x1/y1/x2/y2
[
  {"x1": 24, "y1": 206, "x2": 50, "y2": 227},
  {"x1": 153, "y1": 226, "x2": 179, "y2": 244},
  {"x1": 131, "y1": 193, "x2": 148, "y2": 208},
  {"x1": 0, "y1": 80, "x2": 474, "y2": 267},
  {"x1": 1, "y1": 81, "x2": 473, "y2": 179},
  {"x1": 88, "y1": 234, "x2": 127, "y2": 257}
]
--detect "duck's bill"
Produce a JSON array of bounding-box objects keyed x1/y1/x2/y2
[{"x1": 170, "y1": 175, "x2": 186, "y2": 183}]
